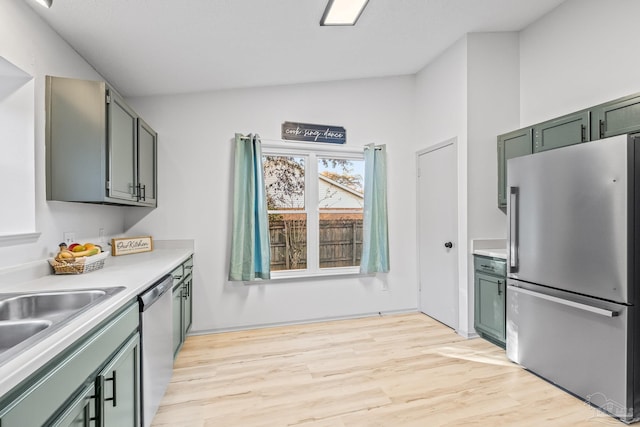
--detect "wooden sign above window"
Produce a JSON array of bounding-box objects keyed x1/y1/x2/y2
[{"x1": 281, "y1": 121, "x2": 346, "y2": 144}]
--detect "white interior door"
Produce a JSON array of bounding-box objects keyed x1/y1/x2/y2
[{"x1": 417, "y1": 140, "x2": 458, "y2": 330}]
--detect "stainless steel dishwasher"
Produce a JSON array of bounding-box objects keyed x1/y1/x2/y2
[{"x1": 138, "y1": 274, "x2": 174, "y2": 427}]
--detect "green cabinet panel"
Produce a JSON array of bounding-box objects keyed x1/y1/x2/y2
[
  {"x1": 137, "y1": 118, "x2": 158, "y2": 207},
  {"x1": 592, "y1": 94, "x2": 640, "y2": 139},
  {"x1": 107, "y1": 90, "x2": 137, "y2": 203},
  {"x1": 0, "y1": 302, "x2": 139, "y2": 427},
  {"x1": 474, "y1": 256, "x2": 506, "y2": 347},
  {"x1": 533, "y1": 110, "x2": 589, "y2": 153},
  {"x1": 99, "y1": 334, "x2": 140, "y2": 427},
  {"x1": 497, "y1": 128, "x2": 532, "y2": 207},
  {"x1": 172, "y1": 256, "x2": 194, "y2": 359},
  {"x1": 183, "y1": 277, "x2": 193, "y2": 335},
  {"x1": 474, "y1": 272, "x2": 505, "y2": 342},
  {"x1": 49, "y1": 382, "x2": 95, "y2": 427},
  {"x1": 172, "y1": 284, "x2": 183, "y2": 358}
]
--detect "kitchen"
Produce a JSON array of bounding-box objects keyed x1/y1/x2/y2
[{"x1": 1, "y1": 0, "x2": 639, "y2": 425}]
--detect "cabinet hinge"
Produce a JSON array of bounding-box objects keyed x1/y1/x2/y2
[
  {"x1": 105, "y1": 90, "x2": 112, "y2": 104},
  {"x1": 106, "y1": 181, "x2": 111, "y2": 190}
]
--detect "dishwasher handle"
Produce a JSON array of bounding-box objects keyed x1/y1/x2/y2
[{"x1": 139, "y1": 275, "x2": 173, "y2": 311}]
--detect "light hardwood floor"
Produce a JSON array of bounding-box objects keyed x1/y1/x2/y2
[{"x1": 152, "y1": 313, "x2": 622, "y2": 427}]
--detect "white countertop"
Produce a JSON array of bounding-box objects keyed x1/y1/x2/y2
[
  {"x1": 472, "y1": 248, "x2": 507, "y2": 259},
  {"x1": 0, "y1": 247, "x2": 193, "y2": 398}
]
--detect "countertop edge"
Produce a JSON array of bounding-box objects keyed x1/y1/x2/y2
[{"x1": 472, "y1": 249, "x2": 507, "y2": 259}]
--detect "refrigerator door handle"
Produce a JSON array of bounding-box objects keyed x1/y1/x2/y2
[
  {"x1": 511, "y1": 286, "x2": 619, "y2": 317},
  {"x1": 508, "y1": 186, "x2": 519, "y2": 272}
]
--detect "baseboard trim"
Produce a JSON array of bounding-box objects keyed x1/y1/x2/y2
[{"x1": 188, "y1": 308, "x2": 419, "y2": 336}]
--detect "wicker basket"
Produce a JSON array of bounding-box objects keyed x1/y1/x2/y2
[{"x1": 49, "y1": 251, "x2": 110, "y2": 275}]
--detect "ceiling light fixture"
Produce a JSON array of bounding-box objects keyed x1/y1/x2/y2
[
  {"x1": 320, "y1": 0, "x2": 369, "y2": 26},
  {"x1": 34, "y1": 0, "x2": 53, "y2": 8}
]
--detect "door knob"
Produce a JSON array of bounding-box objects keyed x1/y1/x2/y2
[{"x1": 444, "y1": 242, "x2": 453, "y2": 249}]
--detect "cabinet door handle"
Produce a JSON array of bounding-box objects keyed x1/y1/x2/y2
[
  {"x1": 95, "y1": 377, "x2": 105, "y2": 427},
  {"x1": 599, "y1": 119, "x2": 605, "y2": 138},
  {"x1": 140, "y1": 184, "x2": 146, "y2": 201},
  {"x1": 581, "y1": 124, "x2": 586, "y2": 142},
  {"x1": 88, "y1": 390, "x2": 99, "y2": 427},
  {"x1": 497, "y1": 280, "x2": 502, "y2": 295},
  {"x1": 105, "y1": 371, "x2": 117, "y2": 407}
]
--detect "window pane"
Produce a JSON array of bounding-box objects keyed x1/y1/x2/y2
[
  {"x1": 268, "y1": 213, "x2": 307, "y2": 271},
  {"x1": 264, "y1": 155, "x2": 305, "y2": 210},
  {"x1": 318, "y1": 158, "x2": 364, "y2": 208},
  {"x1": 318, "y1": 157, "x2": 364, "y2": 268},
  {"x1": 319, "y1": 213, "x2": 362, "y2": 268}
]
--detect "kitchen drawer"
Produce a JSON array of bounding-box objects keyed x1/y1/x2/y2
[
  {"x1": 183, "y1": 256, "x2": 193, "y2": 278},
  {"x1": 474, "y1": 256, "x2": 506, "y2": 277},
  {"x1": 170, "y1": 265, "x2": 183, "y2": 287}
]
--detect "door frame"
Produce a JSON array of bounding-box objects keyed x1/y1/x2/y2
[{"x1": 416, "y1": 137, "x2": 460, "y2": 331}]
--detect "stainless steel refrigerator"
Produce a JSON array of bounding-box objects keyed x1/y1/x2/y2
[{"x1": 506, "y1": 133, "x2": 640, "y2": 423}]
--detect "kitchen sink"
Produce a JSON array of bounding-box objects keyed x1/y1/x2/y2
[
  {"x1": 0, "y1": 287, "x2": 125, "y2": 365},
  {"x1": 0, "y1": 289, "x2": 109, "y2": 321},
  {"x1": 0, "y1": 320, "x2": 52, "y2": 353}
]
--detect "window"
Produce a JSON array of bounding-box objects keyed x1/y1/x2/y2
[
  {"x1": 263, "y1": 142, "x2": 364, "y2": 277},
  {"x1": 0, "y1": 56, "x2": 39, "y2": 244}
]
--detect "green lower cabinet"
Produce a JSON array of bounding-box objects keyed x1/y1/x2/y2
[
  {"x1": 172, "y1": 256, "x2": 194, "y2": 359},
  {"x1": 183, "y1": 277, "x2": 193, "y2": 336},
  {"x1": 474, "y1": 256, "x2": 506, "y2": 348},
  {"x1": 173, "y1": 275, "x2": 193, "y2": 359},
  {"x1": 172, "y1": 283, "x2": 183, "y2": 358},
  {"x1": 0, "y1": 302, "x2": 140, "y2": 427},
  {"x1": 98, "y1": 334, "x2": 140, "y2": 427}
]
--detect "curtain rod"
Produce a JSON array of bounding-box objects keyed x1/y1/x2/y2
[{"x1": 237, "y1": 135, "x2": 382, "y2": 150}]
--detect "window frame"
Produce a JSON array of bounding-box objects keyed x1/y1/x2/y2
[{"x1": 262, "y1": 140, "x2": 365, "y2": 280}]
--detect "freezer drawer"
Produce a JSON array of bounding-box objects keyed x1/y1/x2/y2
[{"x1": 506, "y1": 281, "x2": 635, "y2": 422}]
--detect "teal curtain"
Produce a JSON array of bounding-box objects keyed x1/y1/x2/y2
[
  {"x1": 360, "y1": 144, "x2": 390, "y2": 274},
  {"x1": 228, "y1": 133, "x2": 271, "y2": 281}
]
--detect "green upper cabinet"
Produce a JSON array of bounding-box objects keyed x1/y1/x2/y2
[
  {"x1": 45, "y1": 75, "x2": 158, "y2": 207},
  {"x1": 497, "y1": 128, "x2": 532, "y2": 207},
  {"x1": 591, "y1": 94, "x2": 640, "y2": 139},
  {"x1": 533, "y1": 110, "x2": 589, "y2": 153}
]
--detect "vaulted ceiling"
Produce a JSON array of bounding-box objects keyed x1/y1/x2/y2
[{"x1": 27, "y1": 0, "x2": 566, "y2": 97}]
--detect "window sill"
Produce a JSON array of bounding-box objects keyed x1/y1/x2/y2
[
  {"x1": 245, "y1": 267, "x2": 374, "y2": 284},
  {"x1": 0, "y1": 232, "x2": 41, "y2": 247}
]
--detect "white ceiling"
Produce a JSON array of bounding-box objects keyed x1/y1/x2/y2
[{"x1": 27, "y1": 0, "x2": 566, "y2": 97}]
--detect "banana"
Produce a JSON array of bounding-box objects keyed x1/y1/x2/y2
[
  {"x1": 71, "y1": 247, "x2": 100, "y2": 258},
  {"x1": 55, "y1": 250, "x2": 75, "y2": 262}
]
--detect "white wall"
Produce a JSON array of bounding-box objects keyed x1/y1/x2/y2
[
  {"x1": 414, "y1": 37, "x2": 470, "y2": 334},
  {"x1": 414, "y1": 33, "x2": 519, "y2": 336},
  {"x1": 0, "y1": 0, "x2": 127, "y2": 269},
  {"x1": 126, "y1": 76, "x2": 418, "y2": 333},
  {"x1": 520, "y1": 0, "x2": 640, "y2": 125}
]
